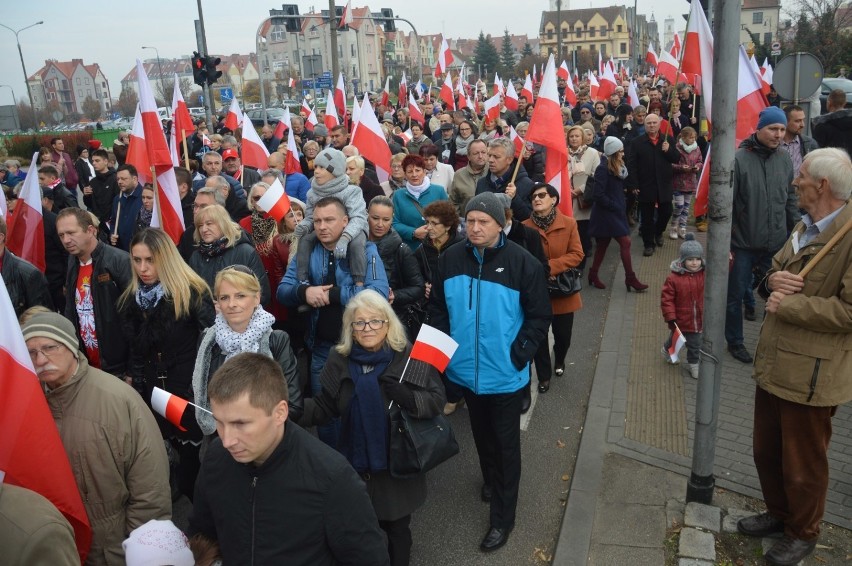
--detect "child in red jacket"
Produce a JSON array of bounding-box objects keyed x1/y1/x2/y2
[{"x1": 661, "y1": 234, "x2": 706, "y2": 378}]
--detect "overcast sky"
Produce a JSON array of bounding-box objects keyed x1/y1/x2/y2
[{"x1": 0, "y1": 0, "x2": 700, "y2": 107}]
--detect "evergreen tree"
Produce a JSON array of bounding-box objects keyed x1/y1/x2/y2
[
  {"x1": 521, "y1": 42, "x2": 534, "y2": 58},
  {"x1": 500, "y1": 30, "x2": 516, "y2": 78},
  {"x1": 473, "y1": 31, "x2": 501, "y2": 80}
]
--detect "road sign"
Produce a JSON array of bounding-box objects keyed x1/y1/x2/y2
[
  {"x1": 320, "y1": 71, "x2": 332, "y2": 78},
  {"x1": 771, "y1": 41, "x2": 781, "y2": 51},
  {"x1": 315, "y1": 78, "x2": 333, "y2": 89},
  {"x1": 770, "y1": 50, "x2": 782, "y2": 56},
  {"x1": 302, "y1": 79, "x2": 315, "y2": 89},
  {"x1": 220, "y1": 87, "x2": 234, "y2": 102},
  {"x1": 773, "y1": 52, "x2": 823, "y2": 100}
]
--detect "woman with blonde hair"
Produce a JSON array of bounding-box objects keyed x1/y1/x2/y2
[
  {"x1": 117, "y1": 227, "x2": 215, "y2": 500},
  {"x1": 299, "y1": 289, "x2": 445, "y2": 566},
  {"x1": 346, "y1": 155, "x2": 384, "y2": 204},
  {"x1": 380, "y1": 153, "x2": 408, "y2": 195},
  {"x1": 189, "y1": 203, "x2": 270, "y2": 305},
  {"x1": 300, "y1": 139, "x2": 321, "y2": 179},
  {"x1": 566, "y1": 125, "x2": 601, "y2": 268}
]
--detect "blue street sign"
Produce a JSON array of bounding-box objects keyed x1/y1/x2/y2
[
  {"x1": 302, "y1": 79, "x2": 315, "y2": 89},
  {"x1": 220, "y1": 87, "x2": 234, "y2": 101},
  {"x1": 109, "y1": 112, "x2": 121, "y2": 120},
  {"x1": 315, "y1": 78, "x2": 333, "y2": 89},
  {"x1": 320, "y1": 71, "x2": 332, "y2": 78},
  {"x1": 199, "y1": 94, "x2": 204, "y2": 104}
]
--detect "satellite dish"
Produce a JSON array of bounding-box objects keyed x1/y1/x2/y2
[
  {"x1": 52, "y1": 110, "x2": 64, "y2": 122},
  {"x1": 773, "y1": 52, "x2": 823, "y2": 101}
]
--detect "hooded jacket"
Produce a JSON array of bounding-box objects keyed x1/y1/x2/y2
[
  {"x1": 660, "y1": 260, "x2": 706, "y2": 333},
  {"x1": 811, "y1": 108, "x2": 852, "y2": 155}
]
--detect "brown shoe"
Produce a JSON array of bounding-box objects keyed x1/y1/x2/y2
[
  {"x1": 764, "y1": 535, "x2": 816, "y2": 566},
  {"x1": 737, "y1": 512, "x2": 783, "y2": 537}
]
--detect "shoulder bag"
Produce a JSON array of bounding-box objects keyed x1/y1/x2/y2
[
  {"x1": 547, "y1": 267, "x2": 583, "y2": 296},
  {"x1": 388, "y1": 404, "x2": 460, "y2": 478}
]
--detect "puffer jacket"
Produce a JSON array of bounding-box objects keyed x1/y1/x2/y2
[
  {"x1": 44, "y1": 356, "x2": 171, "y2": 565},
  {"x1": 373, "y1": 228, "x2": 425, "y2": 311},
  {"x1": 731, "y1": 135, "x2": 799, "y2": 253},
  {"x1": 660, "y1": 261, "x2": 705, "y2": 333},
  {"x1": 189, "y1": 231, "x2": 271, "y2": 306},
  {"x1": 811, "y1": 108, "x2": 852, "y2": 155},
  {"x1": 754, "y1": 202, "x2": 852, "y2": 406},
  {"x1": 1, "y1": 249, "x2": 52, "y2": 317}
]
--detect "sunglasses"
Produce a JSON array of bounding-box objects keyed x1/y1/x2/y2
[{"x1": 531, "y1": 192, "x2": 550, "y2": 200}]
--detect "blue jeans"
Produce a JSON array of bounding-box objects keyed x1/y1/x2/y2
[
  {"x1": 725, "y1": 248, "x2": 772, "y2": 346},
  {"x1": 310, "y1": 340, "x2": 341, "y2": 448}
]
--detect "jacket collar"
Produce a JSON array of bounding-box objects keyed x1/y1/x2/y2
[{"x1": 44, "y1": 353, "x2": 89, "y2": 409}]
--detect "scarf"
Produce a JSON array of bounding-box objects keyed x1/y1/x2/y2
[
  {"x1": 679, "y1": 139, "x2": 699, "y2": 153},
  {"x1": 388, "y1": 176, "x2": 406, "y2": 191},
  {"x1": 250, "y1": 210, "x2": 276, "y2": 249},
  {"x1": 455, "y1": 134, "x2": 475, "y2": 156},
  {"x1": 339, "y1": 345, "x2": 393, "y2": 473},
  {"x1": 310, "y1": 171, "x2": 350, "y2": 198},
  {"x1": 197, "y1": 236, "x2": 229, "y2": 259},
  {"x1": 138, "y1": 206, "x2": 154, "y2": 228},
  {"x1": 135, "y1": 281, "x2": 164, "y2": 311},
  {"x1": 617, "y1": 164, "x2": 629, "y2": 179},
  {"x1": 531, "y1": 205, "x2": 557, "y2": 231},
  {"x1": 213, "y1": 307, "x2": 276, "y2": 361},
  {"x1": 406, "y1": 177, "x2": 431, "y2": 199},
  {"x1": 569, "y1": 145, "x2": 588, "y2": 158}
]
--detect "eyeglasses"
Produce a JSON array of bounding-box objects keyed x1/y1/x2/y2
[
  {"x1": 251, "y1": 195, "x2": 262, "y2": 202},
  {"x1": 531, "y1": 192, "x2": 550, "y2": 200},
  {"x1": 28, "y1": 344, "x2": 63, "y2": 360},
  {"x1": 351, "y1": 319, "x2": 388, "y2": 331},
  {"x1": 581, "y1": 110, "x2": 591, "y2": 114}
]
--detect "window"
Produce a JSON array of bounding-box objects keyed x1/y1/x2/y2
[
  {"x1": 105, "y1": 102, "x2": 110, "y2": 109},
  {"x1": 589, "y1": 27, "x2": 596, "y2": 38},
  {"x1": 752, "y1": 11, "x2": 763, "y2": 24},
  {"x1": 87, "y1": 89, "x2": 92, "y2": 97},
  {"x1": 576, "y1": 27, "x2": 582, "y2": 38},
  {"x1": 102, "y1": 82, "x2": 106, "y2": 89},
  {"x1": 600, "y1": 25, "x2": 607, "y2": 37},
  {"x1": 576, "y1": 45, "x2": 582, "y2": 51},
  {"x1": 562, "y1": 28, "x2": 568, "y2": 39},
  {"x1": 620, "y1": 42, "x2": 627, "y2": 54},
  {"x1": 271, "y1": 26, "x2": 285, "y2": 42},
  {"x1": 763, "y1": 32, "x2": 772, "y2": 45},
  {"x1": 78, "y1": 89, "x2": 83, "y2": 97},
  {"x1": 601, "y1": 44, "x2": 607, "y2": 54},
  {"x1": 85, "y1": 78, "x2": 90, "y2": 84},
  {"x1": 76, "y1": 78, "x2": 81, "y2": 85},
  {"x1": 547, "y1": 29, "x2": 553, "y2": 40}
]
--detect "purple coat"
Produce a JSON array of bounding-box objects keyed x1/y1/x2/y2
[{"x1": 588, "y1": 161, "x2": 630, "y2": 239}]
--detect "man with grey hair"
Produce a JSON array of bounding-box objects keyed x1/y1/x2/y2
[
  {"x1": 737, "y1": 148, "x2": 852, "y2": 566},
  {"x1": 192, "y1": 151, "x2": 246, "y2": 198},
  {"x1": 474, "y1": 137, "x2": 534, "y2": 220},
  {"x1": 204, "y1": 175, "x2": 249, "y2": 222}
]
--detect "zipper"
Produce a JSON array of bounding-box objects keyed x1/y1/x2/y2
[
  {"x1": 474, "y1": 261, "x2": 482, "y2": 392},
  {"x1": 371, "y1": 255, "x2": 376, "y2": 280},
  {"x1": 250, "y1": 476, "x2": 257, "y2": 566},
  {"x1": 806, "y1": 359, "x2": 821, "y2": 402}
]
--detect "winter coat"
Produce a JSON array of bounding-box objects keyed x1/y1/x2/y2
[
  {"x1": 359, "y1": 175, "x2": 385, "y2": 206},
  {"x1": 84, "y1": 168, "x2": 118, "y2": 227},
  {"x1": 0, "y1": 483, "x2": 79, "y2": 566},
  {"x1": 731, "y1": 135, "x2": 799, "y2": 253},
  {"x1": 672, "y1": 145, "x2": 703, "y2": 194},
  {"x1": 189, "y1": 231, "x2": 271, "y2": 306},
  {"x1": 392, "y1": 184, "x2": 449, "y2": 250},
  {"x1": 523, "y1": 212, "x2": 585, "y2": 315},
  {"x1": 300, "y1": 345, "x2": 445, "y2": 521},
  {"x1": 428, "y1": 162, "x2": 455, "y2": 191},
  {"x1": 754, "y1": 203, "x2": 852, "y2": 407},
  {"x1": 119, "y1": 289, "x2": 215, "y2": 439},
  {"x1": 429, "y1": 235, "x2": 553, "y2": 394},
  {"x1": 284, "y1": 172, "x2": 311, "y2": 203},
  {"x1": 521, "y1": 143, "x2": 546, "y2": 183},
  {"x1": 414, "y1": 232, "x2": 464, "y2": 286},
  {"x1": 75, "y1": 157, "x2": 94, "y2": 189},
  {"x1": 0, "y1": 249, "x2": 52, "y2": 317},
  {"x1": 449, "y1": 164, "x2": 488, "y2": 216},
  {"x1": 64, "y1": 242, "x2": 132, "y2": 376},
  {"x1": 568, "y1": 146, "x2": 601, "y2": 222},
  {"x1": 373, "y1": 228, "x2": 425, "y2": 311},
  {"x1": 43, "y1": 207, "x2": 68, "y2": 304},
  {"x1": 44, "y1": 356, "x2": 171, "y2": 566},
  {"x1": 224, "y1": 187, "x2": 251, "y2": 222},
  {"x1": 660, "y1": 261, "x2": 705, "y2": 333},
  {"x1": 588, "y1": 161, "x2": 630, "y2": 239},
  {"x1": 811, "y1": 108, "x2": 852, "y2": 155},
  {"x1": 188, "y1": 423, "x2": 390, "y2": 566},
  {"x1": 475, "y1": 161, "x2": 535, "y2": 221},
  {"x1": 626, "y1": 134, "x2": 681, "y2": 203},
  {"x1": 239, "y1": 215, "x2": 292, "y2": 321},
  {"x1": 50, "y1": 182, "x2": 78, "y2": 212}
]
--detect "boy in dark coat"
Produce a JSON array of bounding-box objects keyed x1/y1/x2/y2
[{"x1": 660, "y1": 234, "x2": 705, "y2": 378}]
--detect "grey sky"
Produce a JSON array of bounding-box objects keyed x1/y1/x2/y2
[{"x1": 0, "y1": 0, "x2": 696, "y2": 107}]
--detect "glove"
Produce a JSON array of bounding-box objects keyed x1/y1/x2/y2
[
  {"x1": 384, "y1": 381, "x2": 416, "y2": 412},
  {"x1": 333, "y1": 234, "x2": 351, "y2": 260},
  {"x1": 667, "y1": 321, "x2": 677, "y2": 331},
  {"x1": 293, "y1": 222, "x2": 307, "y2": 240}
]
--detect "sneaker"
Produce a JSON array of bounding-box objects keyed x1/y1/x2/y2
[
  {"x1": 737, "y1": 512, "x2": 784, "y2": 537},
  {"x1": 764, "y1": 535, "x2": 817, "y2": 566},
  {"x1": 728, "y1": 344, "x2": 754, "y2": 364},
  {"x1": 678, "y1": 227, "x2": 687, "y2": 239},
  {"x1": 643, "y1": 246, "x2": 655, "y2": 257},
  {"x1": 744, "y1": 305, "x2": 757, "y2": 321},
  {"x1": 669, "y1": 228, "x2": 679, "y2": 240},
  {"x1": 662, "y1": 346, "x2": 678, "y2": 365},
  {"x1": 688, "y1": 363, "x2": 699, "y2": 379}
]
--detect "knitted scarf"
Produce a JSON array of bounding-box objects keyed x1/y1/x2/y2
[
  {"x1": 679, "y1": 139, "x2": 699, "y2": 153},
  {"x1": 310, "y1": 171, "x2": 350, "y2": 198},
  {"x1": 531, "y1": 205, "x2": 557, "y2": 231},
  {"x1": 135, "y1": 281, "x2": 164, "y2": 310},
  {"x1": 455, "y1": 134, "x2": 475, "y2": 156},
  {"x1": 214, "y1": 307, "x2": 276, "y2": 361},
  {"x1": 138, "y1": 207, "x2": 154, "y2": 228},
  {"x1": 339, "y1": 344, "x2": 393, "y2": 473},
  {"x1": 406, "y1": 177, "x2": 431, "y2": 199},
  {"x1": 250, "y1": 210, "x2": 276, "y2": 250},
  {"x1": 197, "y1": 236, "x2": 229, "y2": 259}
]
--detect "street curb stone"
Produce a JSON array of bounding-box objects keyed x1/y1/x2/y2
[
  {"x1": 678, "y1": 527, "x2": 716, "y2": 561},
  {"x1": 684, "y1": 502, "x2": 721, "y2": 533}
]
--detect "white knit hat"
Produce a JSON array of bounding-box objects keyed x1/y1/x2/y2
[
  {"x1": 122, "y1": 520, "x2": 195, "y2": 566},
  {"x1": 603, "y1": 136, "x2": 624, "y2": 157}
]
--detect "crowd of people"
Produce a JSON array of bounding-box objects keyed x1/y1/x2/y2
[{"x1": 2, "y1": 71, "x2": 851, "y2": 566}]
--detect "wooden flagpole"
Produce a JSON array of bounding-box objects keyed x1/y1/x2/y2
[
  {"x1": 181, "y1": 130, "x2": 190, "y2": 170},
  {"x1": 112, "y1": 201, "x2": 121, "y2": 237},
  {"x1": 151, "y1": 166, "x2": 163, "y2": 229},
  {"x1": 798, "y1": 217, "x2": 852, "y2": 278}
]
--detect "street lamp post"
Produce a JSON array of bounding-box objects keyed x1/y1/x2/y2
[
  {"x1": 556, "y1": 0, "x2": 563, "y2": 62},
  {"x1": 0, "y1": 84, "x2": 20, "y2": 129},
  {"x1": 141, "y1": 45, "x2": 168, "y2": 116},
  {"x1": 0, "y1": 20, "x2": 43, "y2": 131}
]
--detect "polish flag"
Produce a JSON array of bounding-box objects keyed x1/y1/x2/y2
[
  {"x1": 682, "y1": 0, "x2": 714, "y2": 120},
  {"x1": 671, "y1": 33, "x2": 682, "y2": 59},
  {"x1": 135, "y1": 59, "x2": 185, "y2": 244},
  {"x1": 0, "y1": 277, "x2": 92, "y2": 562},
  {"x1": 598, "y1": 52, "x2": 604, "y2": 75},
  {"x1": 351, "y1": 96, "x2": 392, "y2": 183},
  {"x1": 646, "y1": 42, "x2": 659, "y2": 67},
  {"x1": 301, "y1": 99, "x2": 317, "y2": 131},
  {"x1": 151, "y1": 387, "x2": 190, "y2": 432},
  {"x1": 399, "y1": 128, "x2": 413, "y2": 145},
  {"x1": 736, "y1": 45, "x2": 768, "y2": 145},
  {"x1": 457, "y1": 89, "x2": 469, "y2": 110},
  {"x1": 0, "y1": 186, "x2": 6, "y2": 218},
  {"x1": 409, "y1": 324, "x2": 459, "y2": 373},
  {"x1": 693, "y1": 144, "x2": 711, "y2": 217},
  {"x1": 598, "y1": 63, "x2": 618, "y2": 102},
  {"x1": 628, "y1": 80, "x2": 641, "y2": 107},
  {"x1": 240, "y1": 112, "x2": 270, "y2": 171},
  {"x1": 435, "y1": 36, "x2": 454, "y2": 77},
  {"x1": 408, "y1": 91, "x2": 425, "y2": 126},
  {"x1": 587, "y1": 70, "x2": 600, "y2": 101},
  {"x1": 301, "y1": 98, "x2": 312, "y2": 118},
  {"x1": 324, "y1": 94, "x2": 339, "y2": 130},
  {"x1": 283, "y1": 110, "x2": 303, "y2": 175},
  {"x1": 350, "y1": 94, "x2": 361, "y2": 138},
  {"x1": 440, "y1": 72, "x2": 455, "y2": 110},
  {"x1": 526, "y1": 55, "x2": 572, "y2": 216},
  {"x1": 170, "y1": 74, "x2": 194, "y2": 152},
  {"x1": 493, "y1": 73, "x2": 504, "y2": 96},
  {"x1": 656, "y1": 49, "x2": 680, "y2": 85},
  {"x1": 533, "y1": 63, "x2": 538, "y2": 84},
  {"x1": 127, "y1": 105, "x2": 151, "y2": 185},
  {"x1": 751, "y1": 55, "x2": 771, "y2": 95},
  {"x1": 563, "y1": 71, "x2": 577, "y2": 106},
  {"x1": 223, "y1": 97, "x2": 242, "y2": 132},
  {"x1": 202, "y1": 132, "x2": 211, "y2": 147},
  {"x1": 334, "y1": 72, "x2": 346, "y2": 120},
  {"x1": 339, "y1": 0, "x2": 353, "y2": 28},
  {"x1": 398, "y1": 72, "x2": 407, "y2": 107},
  {"x1": 483, "y1": 92, "x2": 502, "y2": 123},
  {"x1": 667, "y1": 323, "x2": 687, "y2": 363},
  {"x1": 557, "y1": 60, "x2": 570, "y2": 80},
  {"x1": 521, "y1": 74, "x2": 534, "y2": 102},
  {"x1": 257, "y1": 177, "x2": 292, "y2": 221},
  {"x1": 504, "y1": 80, "x2": 520, "y2": 111},
  {"x1": 509, "y1": 126, "x2": 525, "y2": 158},
  {"x1": 761, "y1": 59, "x2": 774, "y2": 93},
  {"x1": 288, "y1": 77, "x2": 295, "y2": 88},
  {"x1": 415, "y1": 81, "x2": 424, "y2": 100},
  {"x1": 6, "y1": 151, "x2": 45, "y2": 272},
  {"x1": 272, "y1": 107, "x2": 289, "y2": 141},
  {"x1": 380, "y1": 76, "x2": 390, "y2": 108}
]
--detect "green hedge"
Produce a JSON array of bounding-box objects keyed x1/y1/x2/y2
[{"x1": 1, "y1": 129, "x2": 123, "y2": 162}]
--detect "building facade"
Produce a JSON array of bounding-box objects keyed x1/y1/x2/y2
[
  {"x1": 28, "y1": 59, "x2": 112, "y2": 116},
  {"x1": 740, "y1": 0, "x2": 781, "y2": 47}
]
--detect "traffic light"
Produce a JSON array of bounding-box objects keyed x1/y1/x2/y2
[
  {"x1": 192, "y1": 52, "x2": 207, "y2": 86},
  {"x1": 280, "y1": 4, "x2": 302, "y2": 33},
  {"x1": 205, "y1": 56, "x2": 222, "y2": 86},
  {"x1": 380, "y1": 8, "x2": 395, "y2": 32},
  {"x1": 334, "y1": 6, "x2": 349, "y2": 31}
]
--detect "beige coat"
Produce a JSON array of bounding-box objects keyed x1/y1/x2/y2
[
  {"x1": 45, "y1": 356, "x2": 171, "y2": 565},
  {"x1": 0, "y1": 483, "x2": 79, "y2": 566},
  {"x1": 569, "y1": 146, "x2": 601, "y2": 222},
  {"x1": 754, "y1": 202, "x2": 852, "y2": 406}
]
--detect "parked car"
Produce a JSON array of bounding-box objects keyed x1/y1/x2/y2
[
  {"x1": 189, "y1": 107, "x2": 206, "y2": 117},
  {"x1": 819, "y1": 78, "x2": 852, "y2": 113},
  {"x1": 247, "y1": 107, "x2": 286, "y2": 127}
]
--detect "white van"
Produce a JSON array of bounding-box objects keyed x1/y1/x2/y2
[{"x1": 157, "y1": 107, "x2": 171, "y2": 120}]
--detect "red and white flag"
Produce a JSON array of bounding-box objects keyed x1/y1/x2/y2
[
  {"x1": 256, "y1": 177, "x2": 292, "y2": 221},
  {"x1": 170, "y1": 73, "x2": 194, "y2": 167},
  {"x1": 736, "y1": 45, "x2": 768, "y2": 145},
  {"x1": 752, "y1": 55, "x2": 771, "y2": 95},
  {"x1": 483, "y1": 92, "x2": 501, "y2": 123},
  {"x1": 350, "y1": 94, "x2": 361, "y2": 138},
  {"x1": 646, "y1": 42, "x2": 659, "y2": 67},
  {"x1": 504, "y1": 80, "x2": 519, "y2": 111},
  {"x1": 761, "y1": 58, "x2": 774, "y2": 94},
  {"x1": 135, "y1": 59, "x2": 185, "y2": 244},
  {"x1": 508, "y1": 125, "x2": 525, "y2": 158},
  {"x1": 410, "y1": 324, "x2": 459, "y2": 373},
  {"x1": 202, "y1": 132, "x2": 211, "y2": 147},
  {"x1": 682, "y1": 0, "x2": 714, "y2": 120},
  {"x1": 671, "y1": 32, "x2": 682, "y2": 59},
  {"x1": 0, "y1": 277, "x2": 92, "y2": 562},
  {"x1": 151, "y1": 387, "x2": 190, "y2": 432},
  {"x1": 435, "y1": 36, "x2": 453, "y2": 77},
  {"x1": 399, "y1": 128, "x2": 412, "y2": 145},
  {"x1": 6, "y1": 151, "x2": 45, "y2": 272},
  {"x1": 380, "y1": 76, "x2": 390, "y2": 108},
  {"x1": 283, "y1": 108, "x2": 303, "y2": 174},
  {"x1": 334, "y1": 72, "x2": 346, "y2": 119},
  {"x1": 273, "y1": 107, "x2": 289, "y2": 141},
  {"x1": 351, "y1": 96, "x2": 392, "y2": 182},
  {"x1": 656, "y1": 49, "x2": 680, "y2": 85},
  {"x1": 628, "y1": 80, "x2": 641, "y2": 107},
  {"x1": 564, "y1": 70, "x2": 577, "y2": 106},
  {"x1": 667, "y1": 323, "x2": 687, "y2": 363},
  {"x1": 557, "y1": 60, "x2": 570, "y2": 80},
  {"x1": 223, "y1": 96, "x2": 242, "y2": 132},
  {"x1": 127, "y1": 105, "x2": 151, "y2": 185},
  {"x1": 0, "y1": 186, "x2": 6, "y2": 218},
  {"x1": 526, "y1": 54, "x2": 572, "y2": 216},
  {"x1": 439, "y1": 72, "x2": 455, "y2": 110},
  {"x1": 301, "y1": 99, "x2": 318, "y2": 131},
  {"x1": 693, "y1": 144, "x2": 711, "y2": 218},
  {"x1": 493, "y1": 73, "x2": 504, "y2": 96},
  {"x1": 398, "y1": 72, "x2": 407, "y2": 107},
  {"x1": 339, "y1": 0, "x2": 353, "y2": 28},
  {"x1": 240, "y1": 112, "x2": 270, "y2": 171},
  {"x1": 408, "y1": 91, "x2": 425, "y2": 126},
  {"x1": 587, "y1": 70, "x2": 600, "y2": 101},
  {"x1": 598, "y1": 62, "x2": 618, "y2": 102},
  {"x1": 521, "y1": 74, "x2": 534, "y2": 103},
  {"x1": 324, "y1": 93, "x2": 340, "y2": 130},
  {"x1": 598, "y1": 52, "x2": 604, "y2": 75},
  {"x1": 288, "y1": 77, "x2": 295, "y2": 88}
]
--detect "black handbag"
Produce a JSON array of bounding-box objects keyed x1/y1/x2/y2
[
  {"x1": 388, "y1": 405, "x2": 459, "y2": 479},
  {"x1": 547, "y1": 268, "x2": 583, "y2": 296},
  {"x1": 399, "y1": 300, "x2": 430, "y2": 336}
]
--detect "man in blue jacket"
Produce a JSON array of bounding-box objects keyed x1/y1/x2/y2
[{"x1": 429, "y1": 191, "x2": 552, "y2": 552}]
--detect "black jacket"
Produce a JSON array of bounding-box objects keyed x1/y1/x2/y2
[
  {"x1": 42, "y1": 207, "x2": 68, "y2": 299},
  {"x1": 506, "y1": 219, "x2": 550, "y2": 278},
  {"x1": 84, "y1": 168, "x2": 118, "y2": 227},
  {"x1": 189, "y1": 231, "x2": 271, "y2": 306},
  {"x1": 475, "y1": 163, "x2": 534, "y2": 221},
  {"x1": 224, "y1": 187, "x2": 251, "y2": 222},
  {"x1": 374, "y1": 229, "x2": 425, "y2": 310},
  {"x1": 626, "y1": 134, "x2": 681, "y2": 203},
  {"x1": 414, "y1": 232, "x2": 464, "y2": 285},
  {"x1": 64, "y1": 242, "x2": 132, "y2": 376},
  {"x1": 188, "y1": 423, "x2": 390, "y2": 566},
  {"x1": 0, "y1": 249, "x2": 52, "y2": 316},
  {"x1": 812, "y1": 109, "x2": 852, "y2": 155},
  {"x1": 50, "y1": 182, "x2": 77, "y2": 212}
]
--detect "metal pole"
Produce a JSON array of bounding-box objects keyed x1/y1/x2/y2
[
  {"x1": 0, "y1": 21, "x2": 42, "y2": 131},
  {"x1": 328, "y1": 0, "x2": 340, "y2": 84},
  {"x1": 557, "y1": 0, "x2": 563, "y2": 62},
  {"x1": 142, "y1": 46, "x2": 168, "y2": 116},
  {"x1": 256, "y1": 17, "x2": 270, "y2": 126},
  {"x1": 0, "y1": 84, "x2": 19, "y2": 129},
  {"x1": 686, "y1": 0, "x2": 741, "y2": 505},
  {"x1": 194, "y1": 7, "x2": 213, "y2": 127},
  {"x1": 793, "y1": 52, "x2": 801, "y2": 104}
]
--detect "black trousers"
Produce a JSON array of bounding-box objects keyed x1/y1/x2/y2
[
  {"x1": 577, "y1": 219, "x2": 592, "y2": 270},
  {"x1": 379, "y1": 515, "x2": 412, "y2": 566},
  {"x1": 463, "y1": 387, "x2": 523, "y2": 529},
  {"x1": 533, "y1": 312, "x2": 575, "y2": 382},
  {"x1": 638, "y1": 200, "x2": 673, "y2": 247}
]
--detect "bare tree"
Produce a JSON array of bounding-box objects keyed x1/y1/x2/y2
[
  {"x1": 788, "y1": 0, "x2": 852, "y2": 73},
  {"x1": 115, "y1": 86, "x2": 139, "y2": 118},
  {"x1": 82, "y1": 96, "x2": 102, "y2": 121}
]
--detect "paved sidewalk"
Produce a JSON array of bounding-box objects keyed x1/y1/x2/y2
[{"x1": 553, "y1": 231, "x2": 852, "y2": 565}]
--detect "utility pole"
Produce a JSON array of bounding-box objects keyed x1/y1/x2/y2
[
  {"x1": 557, "y1": 0, "x2": 563, "y2": 62},
  {"x1": 328, "y1": 0, "x2": 340, "y2": 83},
  {"x1": 195, "y1": 0, "x2": 214, "y2": 126},
  {"x1": 686, "y1": 0, "x2": 740, "y2": 505}
]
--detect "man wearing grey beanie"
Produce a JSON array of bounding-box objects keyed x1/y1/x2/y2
[{"x1": 429, "y1": 190, "x2": 552, "y2": 551}]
